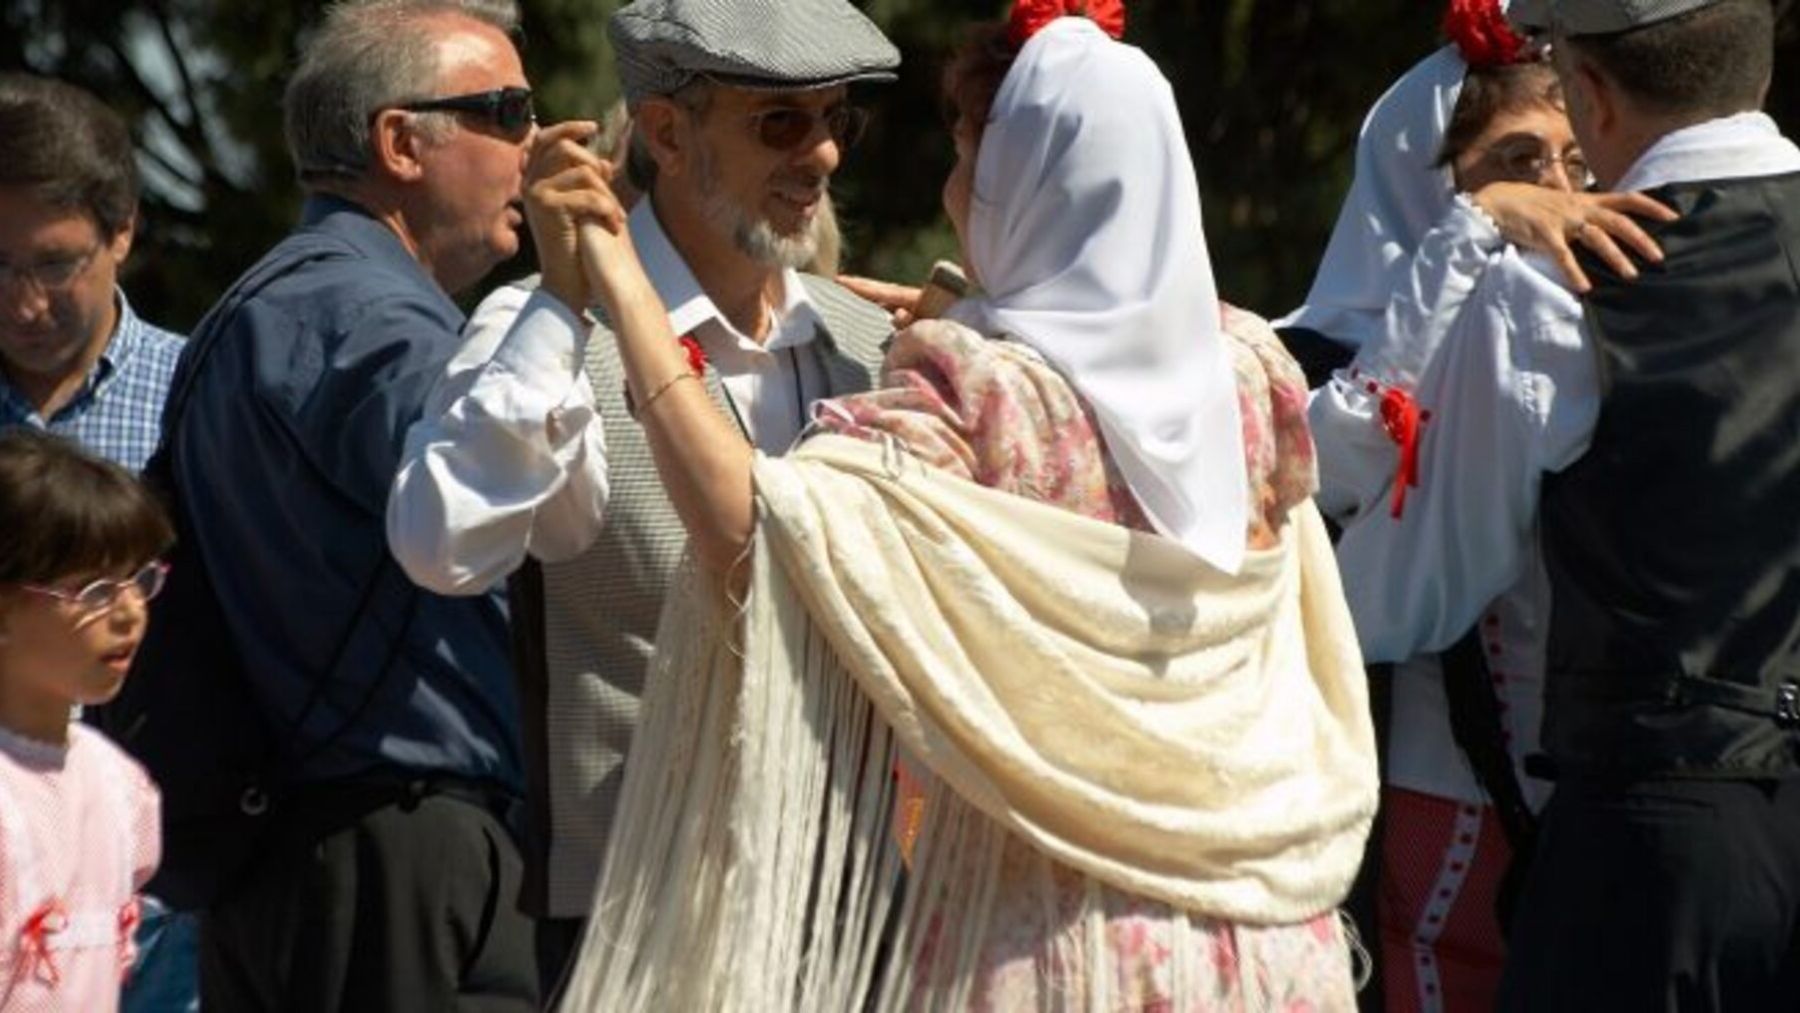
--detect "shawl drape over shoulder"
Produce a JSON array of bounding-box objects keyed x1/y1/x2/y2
[{"x1": 562, "y1": 433, "x2": 1377, "y2": 1011}]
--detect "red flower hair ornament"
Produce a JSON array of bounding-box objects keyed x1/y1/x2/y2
[
  {"x1": 1443, "y1": 0, "x2": 1531, "y2": 69},
  {"x1": 1008, "y1": 0, "x2": 1126, "y2": 49}
]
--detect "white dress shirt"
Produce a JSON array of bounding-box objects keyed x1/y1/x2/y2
[
  {"x1": 386, "y1": 199, "x2": 832, "y2": 595},
  {"x1": 387, "y1": 287, "x2": 610, "y2": 595},
  {"x1": 630, "y1": 200, "x2": 830, "y2": 451},
  {"x1": 1319, "y1": 113, "x2": 1800, "y2": 667}
]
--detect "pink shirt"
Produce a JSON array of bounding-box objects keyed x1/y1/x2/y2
[{"x1": 0, "y1": 723, "x2": 159, "y2": 1011}]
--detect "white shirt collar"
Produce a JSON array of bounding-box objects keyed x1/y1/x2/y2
[
  {"x1": 1614, "y1": 112, "x2": 1800, "y2": 193},
  {"x1": 628, "y1": 199, "x2": 823, "y2": 354}
]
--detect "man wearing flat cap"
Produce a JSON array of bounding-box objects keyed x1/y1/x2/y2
[
  {"x1": 386, "y1": 0, "x2": 899, "y2": 992},
  {"x1": 1326, "y1": 0, "x2": 1800, "y2": 1007}
]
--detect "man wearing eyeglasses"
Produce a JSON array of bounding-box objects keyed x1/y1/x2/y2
[
  {"x1": 386, "y1": 0, "x2": 899, "y2": 991},
  {"x1": 0, "y1": 75, "x2": 183, "y2": 477},
  {"x1": 0, "y1": 71, "x2": 201, "y2": 1013},
  {"x1": 117, "y1": 1, "x2": 577, "y2": 1008},
  {"x1": 1324, "y1": 0, "x2": 1800, "y2": 1007}
]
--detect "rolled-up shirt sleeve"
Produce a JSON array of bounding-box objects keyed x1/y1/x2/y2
[
  {"x1": 387, "y1": 283, "x2": 610, "y2": 595},
  {"x1": 1329, "y1": 250, "x2": 1597, "y2": 663}
]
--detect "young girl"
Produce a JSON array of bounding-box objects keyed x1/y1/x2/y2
[{"x1": 0, "y1": 429, "x2": 170, "y2": 1010}]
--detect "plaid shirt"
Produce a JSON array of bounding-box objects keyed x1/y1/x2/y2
[{"x1": 0, "y1": 292, "x2": 185, "y2": 473}]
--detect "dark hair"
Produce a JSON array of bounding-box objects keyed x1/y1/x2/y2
[
  {"x1": 0, "y1": 74, "x2": 140, "y2": 238},
  {"x1": 1436, "y1": 60, "x2": 1563, "y2": 169},
  {"x1": 1565, "y1": 0, "x2": 1773, "y2": 119},
  {"x1": 942, "y1": 22, "x2": 1018, "y2": 141},
  {"x1": 0, "y1": 430, "x2": 174, "y2": 587}
]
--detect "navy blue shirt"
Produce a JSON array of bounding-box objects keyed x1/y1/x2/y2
[{"x1": 167, "y1": 196, "x2": 520, "y2": 792}]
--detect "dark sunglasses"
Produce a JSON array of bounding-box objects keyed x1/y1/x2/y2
[
  {"x1": 399, "y1": 87, "x2": 535, "y2": 137},
  {"x1": 749, "y1": 104, "x2": 870, "y2": 153}
]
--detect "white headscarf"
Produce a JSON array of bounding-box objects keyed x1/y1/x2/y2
[
  {"x1": 948, "y1": 17, "x2": 1250, "y2": 575},
  {"x1": 1275, "y1": 46, "x2": 1468, "y2": 348}
]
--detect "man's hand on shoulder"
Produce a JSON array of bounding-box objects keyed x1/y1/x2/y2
[{"x1": 1472, "y1": 182, "x2": 1679, "y2": 293}]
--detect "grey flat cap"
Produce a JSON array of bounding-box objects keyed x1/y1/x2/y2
[
  {"x1": 609, "y1": 0, "x2": 901, "y2": 103},
  {"x1": 1508, "y1": 0, "x2": 1719, "y2": 34}
]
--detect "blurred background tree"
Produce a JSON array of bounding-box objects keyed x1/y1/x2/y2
[{"x1": 2, "y1": 0, "x2": 1795, "y2": 331}]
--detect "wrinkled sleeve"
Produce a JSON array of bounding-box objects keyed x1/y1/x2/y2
[
  {"x1": 387, "y1": 285, "x2": 610, "y2": 595},
  {"x1": 1330, "y1": 254, "x2": 1598, "y2": 663},
  {"x1": 1310, "y1": 195, "x2": 1505, "y2": 521}
]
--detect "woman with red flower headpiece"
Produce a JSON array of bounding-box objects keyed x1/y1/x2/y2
[
  {"x1": 1285, "y1": 2, "x2": 1676, "y2": 1010},
  {"x1": 554, "y1": 1, "x2": 1380, "y2": 1010}
]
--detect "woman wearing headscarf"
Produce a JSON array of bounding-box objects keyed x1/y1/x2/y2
[
  {"x1": 1287, "y1": 2, "x2": 1673, "y2": 1009},
  {"x1": 536, "y1": 2, "x2": 1378, "y2": 1009}
]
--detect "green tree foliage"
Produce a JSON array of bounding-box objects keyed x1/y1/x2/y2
[{"x1": 2, "y1": 0, "x2": 1796, "y2": 331}]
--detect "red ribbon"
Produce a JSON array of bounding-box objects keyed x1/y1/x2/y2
[
  {"x1": 1379, "y1": 386, "x2": 1429, "y2": 519},
  {"x1": 19, "y1": 899, "x2": 66, "y2": 987},
  {"x1": 1008, "y1": 0, "x2": 1127, "y2": 48}
]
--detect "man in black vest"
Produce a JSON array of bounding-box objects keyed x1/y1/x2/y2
[
  {"x1": 1507, "y1": 2, "x2": 1800, "y2": 1007},
  {"x1": 1321, "y1": 0, "x2": 1800, "y2": 1007}
]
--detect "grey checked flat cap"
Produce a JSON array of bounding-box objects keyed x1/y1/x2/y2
[
  {"x1": 609, "y1": 0, "x2": 901, "y2": 103},
  {"x1": 1508, "y1": 0, "x2": 1719, "y2": 34}
]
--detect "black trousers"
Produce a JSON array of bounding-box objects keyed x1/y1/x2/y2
[
  {"x1": 534, "y1": 917, "x2": 585, "y2": 1007},
  {"x1": 1499, "y1": 775, "x2": 1800, "y2": 1012},
  {"x1": 199, "y1": 785, "x2": 539, "y2": 1012}
]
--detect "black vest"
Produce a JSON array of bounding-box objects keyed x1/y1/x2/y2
[{"x1": 1539, "y1": 172, "x2": 1800, "y2": 778}]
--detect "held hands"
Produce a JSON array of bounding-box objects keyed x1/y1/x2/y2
[
  {"x1": 1471, "y1": 182, "x2": 1680, "y2": 292},
  {"x1": 522, "y1": 121, "x2": 637, "y2": 316}
]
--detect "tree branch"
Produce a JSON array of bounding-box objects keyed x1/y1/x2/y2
[
  {"x1": 99, "y1": 34, "x2": 229, "y2": 191},
  {"x1": 146, "y1": 0, "x2": 203, "y2": 128},
  {"x1": 137, "y1": 139, "x2": 205, "y2": 190}
]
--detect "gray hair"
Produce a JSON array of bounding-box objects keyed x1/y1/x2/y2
[
  {"x1": 624, "y1": 77, "x2": 713, "y2": 195},
  {"x1": 284, "y1": 0, "x2": 522, "y2": 185}
]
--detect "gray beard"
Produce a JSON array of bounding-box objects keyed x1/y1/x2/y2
[{"x1": 695, "y1": 143, "x2": 821, "y2": 271}]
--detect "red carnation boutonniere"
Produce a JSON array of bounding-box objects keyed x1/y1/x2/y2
[
  {"x1": 679, "y1": 334, "x2": 708, "y2": 375},
  {"x1": 625, "y1": 334, "x2": 709, "y2": 419}
]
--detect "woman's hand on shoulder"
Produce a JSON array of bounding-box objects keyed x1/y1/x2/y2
[
  {"x1": 1471, "y1": 182, "x2": 1680, "y2": 293},
  {"x1": 837, "y1": 274, "x2": 923, "y2": 329}
]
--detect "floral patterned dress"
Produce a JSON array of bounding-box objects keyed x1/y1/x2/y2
[{"x1": 812, "y1": 306, "x2": 1358, "y2": 1011}]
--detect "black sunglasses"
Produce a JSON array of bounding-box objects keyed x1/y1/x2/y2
[
  {"x1": 399, "y1": 87, "x2": 535, "y2": 137},
  {"x1": 749, "y1": 104, "x2": 870, "y2": 153}
]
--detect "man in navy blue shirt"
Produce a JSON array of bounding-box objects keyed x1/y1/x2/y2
[{"x1": 147, "y1": 1, "x2": 592, "y2": 1006}]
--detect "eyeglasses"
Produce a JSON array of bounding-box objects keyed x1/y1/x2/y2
[
  {"x1": 1481, "y1": 139, "x2": 1593, "y2": 188},
  {"x1": 398, "y1": 87, "x2": 536, "y2": 139},
  {"x1": 19, "y1": 562, "x2": 169, "y2": 615},
  {"x1": 748, "y1": 104, "x2": 870, "y2": 153},
  {"x1": 0, "y1": 245, "x2": 101, "y2": 293}
]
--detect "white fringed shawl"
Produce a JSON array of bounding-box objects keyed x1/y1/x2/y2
[{"x1": 561, "y1": 434, "x2": 1378, "y2": 1011}]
